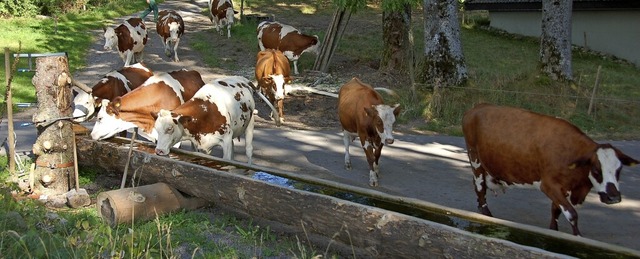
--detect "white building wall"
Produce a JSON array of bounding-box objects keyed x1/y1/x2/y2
[{"x1": 488, "y1": 10, "x2": 640, "y2": 67}]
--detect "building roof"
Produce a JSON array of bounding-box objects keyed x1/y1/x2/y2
[{"x1": 464, "y1": 0, "x2": 640, "y2": 11}]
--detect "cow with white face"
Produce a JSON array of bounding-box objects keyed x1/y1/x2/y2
[
  {"x1": 255, "y1": 49, "x2": 291, "y2": 125},
  {"x1": 208, "y1": 0, "x2": 236, "y2": 38},
  {"x1": 72, "y1": 63, "x2": 153, "y2": 122},
  {"x1": 338, "y1": 77, "x2": 400, "y2": 187},
  {"x1": 257, "y1": 21, "x2": 320, "y2": 74},
  {"x1": 90, "y1": 69, "x2": 205, "y2": 142},
  {"x1": 156, "y1": 10, "x2": 184, "y2": 62},
  {"x1": 152, "y1": 76, "x2": 256, "y2": 164},
  {"x1": 103, "y1": 17, "x2": 148, "y2": 67}
]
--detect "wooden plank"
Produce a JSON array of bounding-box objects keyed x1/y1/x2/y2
[{"x1": 75, "y1": 137, "x2": 633, "y2": 258}]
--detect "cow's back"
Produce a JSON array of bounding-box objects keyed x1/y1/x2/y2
[
  {"x1": 462, "y1": 103, "x2": 597, "y2": 180},
  {"x1": 167, "y1": 70, "x2": 206, "y2": 101},
  {"x1": 338, "y1": 78, "x2": 384, "y2": 133},
  {"x1": 255, "y1": 50, "x2": 290, "y2": 82},
  {"x1": 116, "y1": 18, "x2": 147, "y2": 53},
  {"x1": 257, "y1": 21, "x2": 283, "y2": 50}
]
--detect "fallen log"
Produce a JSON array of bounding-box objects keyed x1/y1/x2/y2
[{"x1": 75, "y1": 136, "x2": 640, "y2": 258}]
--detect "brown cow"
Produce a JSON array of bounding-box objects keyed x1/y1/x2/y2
[
  {"x1": 255, "y1": 49, "x2": 291, "y2": 124},
  {"x1": 90, "y1": 69, "x2": 205, "y2": 142},
  {"x1": 462, "y1": 103, "x2": 639, "y2": 236},
  {"x1": 103, "y1": 17, "x2": 148, "y2": 67},
  {"x1": 338, "y1": 77, "x2": 400, "y2": 187},
  {"x1": 156, "y1": 10, "x2": 184, "y2": 62},
  {"x1": 72, "y1": 62, "x2": 153, "y2": 122},
  {"x1": 208, "y1": 0, "x2": 236, "y2": 38},
  {"x1": 257, "y1": 21, "x2": 320, "y2": 74}
]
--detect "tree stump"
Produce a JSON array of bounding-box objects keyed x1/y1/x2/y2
[{"x1": 30, "y1": 55, "x2": 76, "y2": 205}]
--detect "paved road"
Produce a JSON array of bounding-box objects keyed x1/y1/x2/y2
[{"x1": 2, "y1": 0, "x2": 640, "y2": 253}]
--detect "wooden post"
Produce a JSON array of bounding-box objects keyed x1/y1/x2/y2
[
  {"x1": 588, "y1": 65, "x2": 601, "y2": 116},
  {"x1": 4, "y1": 48, "x2": 16, "y2": 177}
]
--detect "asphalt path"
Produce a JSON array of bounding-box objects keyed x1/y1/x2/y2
[{"x1": 2, "y1": 0, "x2": 640, "y2": 253}]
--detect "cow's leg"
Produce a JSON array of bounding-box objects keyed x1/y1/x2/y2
[
  {"x1": 124, "y1": 51, "x2": 133, "y2": 67},
  {"x1": 468, "y1": 151, "x2": 492, "y2": 216},
  {"x1": 227, "y1": 24, "x2": 231, "y2": 38},
  {"x1": 173, "y1": 38, "x2": 180, "y2": 62},
  {"x1": 244, "y1": 115, "x2": 255, "y2": 165},
  {"x1": 220, "y1": 134, "x2": 234, "y2": 161},
  {"x1": 342, "y1": 130, "x2": 352, "y2": 170},
  {"x1": 373, "y1": 143, "x2": 383, "y2": 174},
  {"x1": 549, "y1": 203, "x2": 562, "y2": 231},
  {"x1": 292, "y1": 60, "x2": 299, "y2": 75},
  {"x1": 541, "y1": 184, "x2": 581, "y2": 236},
  {"x1": 164, "y1": 38, "x2": 171, "y2": 57},
  {"x1": 276, "y1": 99, "x2": 284, "y2": 124},
  {"x1": 362, "y1": 141, "x2": 378, "y2": 187}
]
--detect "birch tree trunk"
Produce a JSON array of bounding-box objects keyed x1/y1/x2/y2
[
  {"x1": 31, "y1": 55, "x2": 76, "y2": 199},
  {"x1": 540, "y1": 0, "x2": 573, "y2": 81},
  {"x1": 420, "y1": 0, "x2": 467, "y2": 87}
]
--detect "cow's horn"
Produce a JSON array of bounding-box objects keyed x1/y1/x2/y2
[{"x1": 72, "y1": 79, "x2": 92, "y2": 93}]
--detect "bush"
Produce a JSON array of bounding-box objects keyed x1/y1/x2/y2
[{"x1": 0, "y1": 0, "x2": 39, "y2": 18}]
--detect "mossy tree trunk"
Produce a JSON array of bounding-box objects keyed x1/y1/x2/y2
[
  {"x1": 540, "y1": 0, "x2": 573, "y2": 82},
  {"x1": 380, "y1": 3, "x2": 415, "y2": 91},
  {"x1": 420, "y1": 0, "x2": 467, "y2": 88},
  {"x1": 31, "y1": 55, "x2": 76, "y2": 197}
]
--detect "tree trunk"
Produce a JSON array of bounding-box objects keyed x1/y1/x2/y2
[
  {"x1": 540, "y1": 0, "x2": 573, "y2": 82},
  {"x1": 31, "y1": 55, "x2": 76, "y2": 198},
  {"x1": 380, "y1": 3, "x2": 415, "y2": 91},
  {"x1": 420, "y1": 0, "x2": 467, "y2": 87},
  {"x1": 312, "y1": 8, "x2": 351, "y2": 73}
]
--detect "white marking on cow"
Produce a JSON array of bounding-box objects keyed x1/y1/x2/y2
[
  {"x1": 375, "y1": 104, "x2": 399, "y2": 144},
  {"x1": 474, "y1": 174, "x2": 484, "y2": 192},
  {"x1": 271, "y1": 74, "x2": 285, "y2": 100},
  {"x1": 470, "y1": 158, "x2": 481, "y2": 169},
  {"x1": 591, "y1": 147, "x2": 621, "y2": 193},
  {"x1": 90, "y1": 99, "x2": 145, "y2": 140},
  {"x1": 142, "y1": 72, "x2": 186, "y2": 103}
]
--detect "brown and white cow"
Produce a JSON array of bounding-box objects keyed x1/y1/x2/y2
[
  {"x1": 255, "y1": 49, "x2": 291, "y2": 125},
  {"x1": 208, "y1": 0, "x2": 236, "y2": 38},
  {"x1": 462, "y1": 103, "x2": 639, "y2": 236},
  {"x1": 257, "y1": 21, "x2": 320, "y2": 75},
  {"x1": 90, "y1": 69, "x2": 205, "y2": 142},
  {"x1": 72, "y1": 62, "x2": 153, "y2": 123},
  {"x1": 338, "y1": 77, "x2": 401, "y2": 187},
  {"x1": 152, "y1": 76, "x2": 257, "y2": 164},
  {"x1": 103, "y1": 17, "x2": 148, "y2": 67},
  {"x1": 156, "y1": 10, "x2": 184, "y2": 62}
]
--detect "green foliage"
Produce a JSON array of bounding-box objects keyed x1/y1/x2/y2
[
  {"x1": 0, "y1": 0, "x2": 39, "y2": 18},
  {"x1": 333, "y1": 0, "x2": 367, "y2": 12}
]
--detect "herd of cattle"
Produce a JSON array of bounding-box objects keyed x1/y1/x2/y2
[{"x1": 73, "y1": 0, "x2": 639, "y2": 237}]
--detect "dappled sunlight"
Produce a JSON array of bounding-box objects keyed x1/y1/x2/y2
[{"x1": 275, "y1": 3, "x2": 317, "y2": 15}]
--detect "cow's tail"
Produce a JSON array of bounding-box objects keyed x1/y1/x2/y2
[
  {"x1": 374, "y1": 87, "x2": 397, "y2": 97},
  {"x1": 250, "y1": 82, "x2": 282, "y2": 127}
]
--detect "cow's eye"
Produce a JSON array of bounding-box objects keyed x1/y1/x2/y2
[{"x1": 165, "y1": 126, "x2": 173, "y2": 134}]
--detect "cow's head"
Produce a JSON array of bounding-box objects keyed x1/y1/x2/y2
[
  {"x1": 71, "y1": 89, "x2": 98, "y2": 123},
  {"x1": 579, "y1": 144, "x2": 639, "y2": 204},
  {"x1": 90, "y1": 98, "x2": 137, "y2": 140},
  {"x1": 305, "y1": 35, "x2": 321, "y2": 55},
  {"x1": 168, "y1": 21, "x2": 181, "y2": 43},
  {"x1": 269, "y1": 74, "x2": 286, "y2": 101},
  {"x1": 103, "y1": 27, "x2": 118, "y2": 51},
  {"x1": 152, "y1": 109, "x2": 190, "y2": 156},
  {"x1": 225, "y1": 8, "x2": 236, "y2": 26},
  {"x1": 365, "y1": 104, "x2": 401, "y2": 145}
]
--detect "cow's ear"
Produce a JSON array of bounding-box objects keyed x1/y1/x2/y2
[
  {"x1": 364, "y1": 106, "x2": 377, "y2": 117},
  {"x1": 150, "y1": 111, "x2": 159, "y2": 120},
  {"x1": 392, "y1": 104, "x2": 401, "y2": 117},
  {"x1": 178, "y1": 115, "x2": 194, "y2": 125},
  {"x1": 569, "y1": 157, "x2": 592, "y2": 170},
  {"x1": 614, "y1": 148, "x2": 639, "y2": 167}
]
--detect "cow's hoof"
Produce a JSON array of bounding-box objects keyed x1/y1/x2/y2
[
  {"x1": 478, "y1": 205, "x2": 493, "y2": 217},
  {"x1": 345, "y1": 162, "x2": 352, "y2": 170},
  {"x1": 165, "y1": 50, "x2": 171, "y2": 57}
]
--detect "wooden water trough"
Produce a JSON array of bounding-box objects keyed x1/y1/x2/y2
[{"x1": 75, "y1": 136, "x2": 640, "y2": 258}]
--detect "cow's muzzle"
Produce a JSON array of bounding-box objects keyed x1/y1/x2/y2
[
  {"x1": 385, "y1": 138, "x2": 394, "y2": 145},
  {"x1": 155, "y1": 149, "x2": 169, "y2": 156},
  {"x1": 599, "y1": 183, "x2": 621, "y2": 204}
]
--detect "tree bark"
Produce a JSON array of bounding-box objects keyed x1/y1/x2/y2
[
  {"x1": 312, "y1": 7, "x2": 351, "y2": 73},
  {"x1": 420, "y1": 0, "x2": 467, "y2": 87},
  {"x1": 380, "y1": 3, "x2": 415, "y2": 91},
  {"x1": 31, "y1": 55, "x2": 76, "y2": 198},
  {"x1": 540, "y1": 0, "x2": 573, "y2": 82}
]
